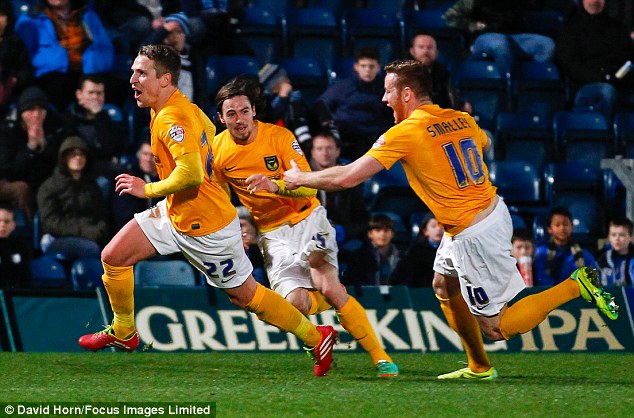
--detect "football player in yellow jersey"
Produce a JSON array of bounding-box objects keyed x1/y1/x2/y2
[
  {"x1": 78, "y1": 45, "x2": 338, "y2": 376},
  {"x1": 214, "y1": 77, "x2": 399, "y2": 378},
  {"x1": 280, "y1": 59, "x2": 619, "y2": 380}
]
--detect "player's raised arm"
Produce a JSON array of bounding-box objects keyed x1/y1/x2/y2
[{"x1": 283, "y1": 155, "x2": 384, "y2": 191}]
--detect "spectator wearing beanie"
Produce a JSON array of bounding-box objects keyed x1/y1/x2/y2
[
  {"x1": 143, "y1": 12, "x2": 208, "y2": 111},
  {"x1": 0, "y1": 86, "x2": 73, "y2": 197}
]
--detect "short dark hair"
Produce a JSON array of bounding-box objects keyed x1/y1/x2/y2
[
  {"x1": 138, "y1": 44, "x2": 181, "y2": 86},
  {"x1": 512, "y1": 227, "x2": 533, "y2": 243},
  {"x1": 609, "y1": 217, "x2": 633, "y2": 235},
  {"x1": 311, "y1": 129, "x2": 341, "y2": 149},
  {"x1": 77, "y1": 73, "x2": 105, "y2": 90},
  {"x1": 355, "y1": 45, "x2": 381, "y2": 63},
  {"x1": 369, "y1": 214, "x2": 395, "y2": 231},
  {"x1": 548, "y1": 206, "x2": 572, "y2": 225},
  {"x1": 384, "y1": 59, "x2": 432, "y2": 101},
  {"x1": 0, "y1": 201, "x2": 15, "y2": 213},
  {"x1": 215, "y1": 76, "x2": 260, "y2": 115}
]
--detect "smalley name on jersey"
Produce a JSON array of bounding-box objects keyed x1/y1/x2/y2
[{"x1": 426, "y1": 117, "x2": 472, "y2": 138}]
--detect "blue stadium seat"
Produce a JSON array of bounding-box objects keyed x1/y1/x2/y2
[
  {"x1": 343, "y1": 8, "x2": 406, "y2": 65},
  {"x1": 453, "y1": 60, "x2": 508, "y2": 129},
  {"x1": 613, "y1": 112, "x2": 634, "y2": 158},
  {"x1": 511, "y1": 61, "x2": 566, "y2": 118},
  {"x1": 30, "y1": 256, "x2": 68, "y2": 288},
  {"x1": 364, "y1": 162, "x2": 426, "y2": 227},
  {"x1": 365, "y1": 0, "x2": 407, "y2": 15},
  {"x1": 329, "y1": 56, "x2": 356, "y2": 83},
  {"x1": 543, "y1": 162, "x2": 605, "y2": 245},
  {"x1": 279, "y1": 57, "x2": 328, "y2": 106},
  {"x1": 488, "y1": 160, "x2": 544, "y2": 221},
  {"x1": 70, "y1": 258, "x2": 104, "y2": 290},
  {"x1": 249, "y1": 0, "x2": 291, "y2": 16},
  {"x1": 206, "y1": 55, "x2": 261, "y2": 96},
  {"x1": 239, "y1": 6, "x2": 287, "y2": 64},
  {"x1": 495, "y1": 112, "x2": 554, "y2": 171},
  {"x1": 573, "y1": 82, "x2": 617, "y2": 123},
  {"x1": 287, "y1": 7, "x2": 342, "y2": 70},
  {"x1": 134, "y1": 259, "x2": 198, "y2": 288},
  {"x1": 553, "y1": 111, "x2": 614, "y2": 168},
  {"x1": 124, "y1": 100, "x2": 151, "y2": 149}
]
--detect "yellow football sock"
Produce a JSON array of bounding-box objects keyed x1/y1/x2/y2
[
  {"x1": 500, "y1": 278, "x2": 580, "y2": 339},
  {"x1": 101, "y1": 261, "x2": 136, "y2": 338},
  {"x1": 246, "y1": 282, "x2": 322, "y2": 347},
  {"x1": 307, "y1": 290, "x2": 332, "y2": 316},
  {"x1": 336, "y1": 296, "x2": 392, "y2": 365},
  {"x1": 437, "y1": 293, "x2": 491, "y2": 373}
]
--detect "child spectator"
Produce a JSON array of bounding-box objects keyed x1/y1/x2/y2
[
  {"x1": 343, "y1": 213, "x2": 401, "y2": 286},
  {"x1": 597, "y1": 217, "x2": 634, "y2": 286},
  {"x1": 0, "y1": 202, "x2": 31, "y2": 288},
  {"x1": 533, "y1": 206, "x2": 598, "y2": 286},
  {"x1": 511, "y1": 227, "x2": 534, "y2": 287},
  {"x1": 36, "y1": 136, "x2": 110, "y2": 260}
]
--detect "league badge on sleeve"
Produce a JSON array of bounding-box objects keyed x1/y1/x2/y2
[
  {"x1": 291, "y1": 139, "x2": 303, "y2": 156},
  {"x1": 168, "y1": 125, "x2": 185, "y2": 143},
  {"x1": 371, "y1": 135, "x2": 386, "y2": 149}
]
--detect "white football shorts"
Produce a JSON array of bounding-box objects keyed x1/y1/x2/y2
[
  {"x1": 259, "y1": 205, "x2": 339, "y2": 298},
  {"x1": 433, "y1": 197, "x2": 526, "y2": 316},
  {"x1": 135, "y1": 199, "x2": 253, "y2": 288}
]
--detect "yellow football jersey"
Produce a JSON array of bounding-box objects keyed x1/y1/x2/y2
[
  {"x1": 212, "y1": 121, "x2": 318, "y2": 232},
  {"x1": 149, "y1": 90, "x2": 236, "y2": 235},
  {"x1": 366, "y1": 104, "x2": 496, "y2": 235}
]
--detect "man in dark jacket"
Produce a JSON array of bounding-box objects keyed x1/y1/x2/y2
[
  {"x1": 308, "y1": 130, "x2": 369, "y2": 242},
  {"x1": 36, "y1": 136, "x2": 110, "y2": 259},
  {"x1": 0, "y1": 86, "x2": 73, "y2": 221},
  {"x1": 556, "y1": 0, "x2": 634, "y2": 92},
  {"x1": 312, "y1": 46, "x2": 393, "y2": 161},
  {"x1": 65, "y1": 74, "x2": 127, "y2": 176}
]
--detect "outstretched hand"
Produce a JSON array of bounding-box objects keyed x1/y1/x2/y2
[
  {"x1": 245, "y1": 174, "x2": 278, "y2": 194},
  {"x1": 282, "y1": 160, "x2": 304, "y2": 190},
  {"x1": 115, "y1": 173, "x2": 146, "y2": 198}
]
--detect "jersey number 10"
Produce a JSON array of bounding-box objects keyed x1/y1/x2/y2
[{"x1": 442, "y1": 138, "x2": 486, "y2": 188}]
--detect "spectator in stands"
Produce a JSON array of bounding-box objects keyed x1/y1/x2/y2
[
  {"x1": 228, "y1": 73, "x2": 312, "y2": 153},
  {"x1": 94, "y1": 0, "x2": 156, "y2": 56},
  {"x1": 0, "y1": 0, "x2": 34, "y2": 115},
  {"x1": 15, "y1": 0, "x2": 114, "y2": 111},
  {"x1": 0, "y1": 202, "x2": 31, "y2": 288},
  {"x1": 143, "y1": 12, "x2": 208, "y2": 111},
  {"x1": 236, "y1": 205, "x2": 268, "y2": 287},
  {"x1": 597, "y1": 217, "x2": 634, "y2": 286},
  {"x1": 65, "y1": 74, "x2": 127, "y2": 177},
  {"x1": 37, "y1": 135, "x2": 110, "y2": 259},
  {"x1": 110, "y1": 138, "x2": 158, "y2": 230},
  {"x1": 408, "y1": 32, "x2": 472, "y2": 113},
  {"x1": 343, "y1": 214, "x2": 401, "y2": 286},
  {"x1": 556, "y1": 0, "x2": 634, "y2": 104},
  {"x1": 443, "y1": 0, "x2": 555, "y2": 76},
  {"x1": 391, "y1": 212, "x2": 443, "y2": 288},
  {"x1": 511, "y1": 227, "x2": 534, "y2": 287},
  {"x1": 533, "y1": 206, "x2": 597, "y2": 286},
  {"x1": 0, "y1": 86, "x2": 73, "y2": 204},
  {"x1": 313, "y1": 46, "x2": 393, "y2": 160},
  {"x1": 258, "y1": 64, "x2": 312, "y2": 152},
  {"x1": 308, "y1": 130, "x2": 369, "y2": 243}
]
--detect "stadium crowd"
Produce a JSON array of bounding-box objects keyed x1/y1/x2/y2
[{"x1": 0, "y1": 0, "x2": 633, "y2": 290}]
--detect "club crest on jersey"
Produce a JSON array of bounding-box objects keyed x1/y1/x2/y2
[
  {"x1": 264, "y1": 156, "x2": 279, "y2": 171},
  {"x1": 371, "y1": 135, "x2": 386, "y2": 149},
  {"x1": 169, "y1": 125, "x2": 185, "y2": 143},
  {"x1": 291, "y1": 140, "x2": 303, "y2": 156}
]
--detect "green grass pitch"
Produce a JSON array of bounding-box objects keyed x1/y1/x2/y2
[{"x1": 1, "y1": 352, "x2": 632, "y2": 417}]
